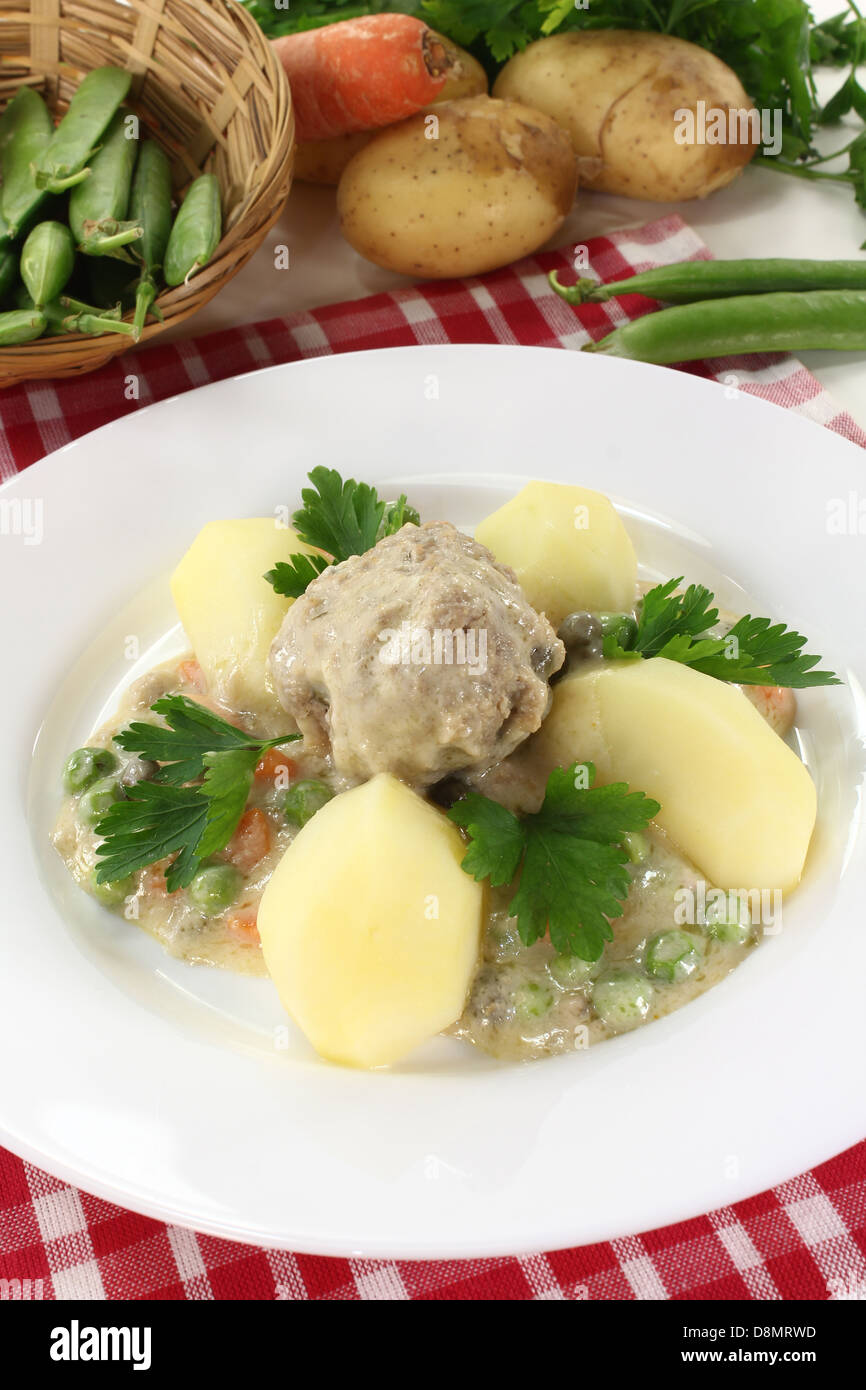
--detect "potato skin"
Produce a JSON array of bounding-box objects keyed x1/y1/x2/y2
[
  {"x1": 294, "y1": 40, "x2": 489, "y2": 186},
  {"x1": 337, "y1": 95, "x2": 578, "y2": 278},
  {"x1": 493, "y1": 31, "x2": 758, "y2": 201}
]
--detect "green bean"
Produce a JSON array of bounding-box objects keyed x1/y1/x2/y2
[
  {"x1": 0, "y1": 87, "x2": 53, "y2": 239},
  {"x1": 0, "y1": 308, "x2": 46, "y2": 344},
  {"x1": 551, "y1": 259, "x2": 866, "y2": 307},
  {"x1": 63, "y1": 746, "x2": 118, "y2": 794},
  {"x1": 19, "y1": 221, "x2": 75, "y2": 307},
  {"x1": 188, "y1": 864, "x2": 242, "y2": 917},
  {"x1": 35, "y1": 65, "x2": 131, "y2": 192},
  {"x1": 164, "y1": 174, "x2": 221, "y2": 287},
  {"x1": 129, "y1": 139, "x2": 172, "y2": 337},
  {"x1": 69, "y1": 111, "x2": 142, "y2": 257},
  {"x1": 583, "y1": 291, "x2": 866, "y2": 364}
]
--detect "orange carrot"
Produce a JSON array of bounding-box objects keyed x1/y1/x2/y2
[
  {"x1": 224, "y1": 808, "x2": 271, "y2": 874},
  {"x1": 226, "y1": 909, "x2": 260, "y2": 946},
  {"x1": 178, "y1": 658, "x2": 206, "y2": 693},
  {"x1": 272, "y1": 15, "x2": 453, "y2": 142},
  {"x1": 254, "y1": 748, "x2": 298, "y2": 783}
]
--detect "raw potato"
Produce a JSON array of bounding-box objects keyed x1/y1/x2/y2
[
  {"x1": 494, "y1": 31, "x2": 758, "y2": 200},
  {"x1": 337, "y1": 95, "x2": 578, "y2": 278},
  {"x1": 257, "y1": 774, "x2": 483, "y2": 1068},
  {"x1": 533, "y1": 657, "x2": 817, "y2": 893},
  {"x1": 294, "y1": 41, "x2": 489, "y2": 185},
  {"x1": 474, "y1": 481, "x2": 637, "y2": 629},
  {"x1": 171, "y1": 519, "x2": 322, "y2": 717}
]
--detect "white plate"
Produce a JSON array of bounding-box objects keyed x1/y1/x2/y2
[{"x1": 1, "y1": 345, "x2": 864, "y2": 1259}]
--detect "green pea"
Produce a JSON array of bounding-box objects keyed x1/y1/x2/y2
[
  {"x1": 548, "y1": 953, "x2": 599, "y2": 989},
  {"x1": 283, "y1": 779, "x2": 334, "y2": 828},
  {"x1": 188, "y1": 864, "x2": 242, "y2": 917},
  {"x1": 79, "y1": 776, "x2": 122, "y2": 827},
  {"x1": 512, "y1": 979, "x2": 554, "y2": 1019},
  {"x1": 704, "y1": 894, "x2": 753, "y2": 945},
  {"x1": 645, "y1": 929, "x2": 702, "y2": 984},
  {"x1": 63, "y1": 746, "x2": 118, "y2": 794},
  {"x1": 591, "y1": 969, "x2": 654, "y2": 1032},
  {"x1": 598, "y1": 612, "x2": 638, "y2": 647},
  {"x1": 89, "y1": 869, "x2": 134, "y2": 908}
]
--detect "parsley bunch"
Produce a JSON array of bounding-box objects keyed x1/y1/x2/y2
[
  {"x1": 604, "y1": 578, "x2": 840, "y2": 688},
  {"x1": 265, "y1": 466, "x2": 420, "y2": 599},
  {"x1": 449, "y1": 763, "x2": 659, "y2": 960},
  {"x1": 94, "y1": 697, "x2": 299, "y2": 891}
]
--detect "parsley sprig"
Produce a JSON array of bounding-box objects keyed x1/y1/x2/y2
[
  {"x1": 94, "y1": 697, "x2": 299, "y2": 891},
  {"x1": 448, "y1": 763, "x2": 659, "y2": 961},
  {"x1": 265, "y1": 466, "x2": 420, "y2": 598},
  {"x1": 604, "y1": 578, "x2": 840, "y2": 688}
]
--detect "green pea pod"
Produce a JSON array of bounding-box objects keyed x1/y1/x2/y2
[
  {"x1": 20, "y1": 221, "x2": 76, "y2": 307},
  {"x1": 0, "y1": 246, "x2": 17, "y2": 304},
  {"x1": 164, "y1": 174, "x2": 221, "y2": 287},
  {"x1": 129, "y1": 140, "x2": 172, "y2": 336},
  {"x1": 0, "y1": 87, "x2": 53, "y2": 239},
  {"x1": 0, "y1": 307, "x2": 47, "y2": 344},
  {"x1": 35, "y1": 66, "x2": 131, "y2": 192},
  {"x1": 69, "y1": 110, "x2": 142, "y2": 257}
]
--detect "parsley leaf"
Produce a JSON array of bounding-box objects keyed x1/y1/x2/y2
[
  {"x1": 114, "y1": 696, "x2": 299, "y2": 785},
  {"x1": 265, "y1": 551, "x2": 331, "y2": 600},
  {"x1": 264, "y1": 468, "x2": 421, "y2": 599},
  {"x1": 95, "y1": 698, "x2": 300, "y2": 890},
  {"x1": 94, "y1": 782, "x2": 210, "y2": 891},
  {"x1": 449, "y1": 762, "x2": 660, "y2": 960},
  {"x1": 605, "y1": 578, "x2": 839, "y2": 688}
]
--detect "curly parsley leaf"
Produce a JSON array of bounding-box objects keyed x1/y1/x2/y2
[
  {"x1": 96, "y1": 699, "x2": 300, "y2": 890},
  {"x1": 114, "y1": 696, "x2": 299, "y2": 785},
  {"x1": 449, "y1": 763, "x2": 660, "y2": 961},
  {"x1": 605, "y1": 578, "x2": 839, "y2": 688}
]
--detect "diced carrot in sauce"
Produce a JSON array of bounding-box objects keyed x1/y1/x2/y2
[
  {"x1": 224, "y1": 808, "x2": 271, "y2": 873},
  {"x1": 254, "y1": 748, "x2": 298, "y2": 783},
  {"x1": 178, "y1": 658, "x2": 207, "y2": 693},
  {"x1": 225, "y1": 909, "x2": 260, "y2": 946}
]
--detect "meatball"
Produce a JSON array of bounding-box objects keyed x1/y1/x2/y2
[{"x1": 269, "y1": 521, "x2": 565, "y2": 787}]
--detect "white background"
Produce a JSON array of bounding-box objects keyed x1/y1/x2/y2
[{"x1": 169, "y1": 0, "x2": 866, "y2": 427}]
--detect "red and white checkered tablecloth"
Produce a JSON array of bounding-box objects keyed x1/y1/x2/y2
[{"x1": 2, "y1": 213, "x2": 865, "y2": 1301}]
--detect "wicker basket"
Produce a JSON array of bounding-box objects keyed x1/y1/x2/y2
[{"x1": 0, "y1": 0, "x2": 294, "y2": 386}]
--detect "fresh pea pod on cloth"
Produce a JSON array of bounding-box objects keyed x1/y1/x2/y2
[
  {"x1": 35, "y1": 66, "x2": 131, "y2": 193},
  {"x1": 583, "y1": 290, "x2": 866, "y2": 363},
  {"x1": 69, "y1": 110, "x2": 141, "y2": 257},
  {"x1": 0, "y1": 87, "x2": 53, "y2": 240},
  {"x1": 164, "y1": 174, "x2": 221, "y2": 287},
  {"x1": 551, "y1": 259, "x2": 866, "y2": 306}
]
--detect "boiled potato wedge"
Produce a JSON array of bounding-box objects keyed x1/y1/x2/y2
[
  {"x1": 337, "y1": 96, "x2": 577, "y2": 278},
  {"x1": 258, "y1": 774, "x2": 483, "y2": 1068},
  {"x1": 295, "y1": 40, "x2": 488, "y2": 185},
  {"x1": 494, "y1": 31, "x2": 757, "y2": 201},
  {"x1": 171, "y1": 519, "x2": 321, "y2": 717},
  {"x1": 533, "y1": 657, "x2": 816, "y2": 893},
  {"x1": 475, "y1": 481, "x2": 637, "y2": 629}
]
